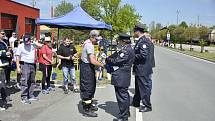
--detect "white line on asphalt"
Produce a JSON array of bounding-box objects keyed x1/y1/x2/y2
[
  {"x1": 136, "y1": 108, "x2": 143, "y2": 121},
  {"x1": 128, "y1": 90, "x2": 143, "y2": 121}
]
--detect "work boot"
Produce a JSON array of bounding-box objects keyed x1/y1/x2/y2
[
  {"x1": 90, "y1": 103, "x2": 98, "y2": 111},
  {"x1": 83, "y1": 108, "x2": 98, "y2": 117}
]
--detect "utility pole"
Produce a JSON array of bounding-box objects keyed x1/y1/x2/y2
[
  {"x1": 51, "y1": 0, "x2": 54, "y2": 18},
  {"x1": 176, "y1": 10, "x2": 180, "y2": 25},
  {"x1": 31, "y1": 0, "x2": 36, "y2": 7},
  {"x1": 197, "y1": 15, "x2": 200, "y2": 27}
]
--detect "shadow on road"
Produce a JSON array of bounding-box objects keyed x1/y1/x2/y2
[{"x1": 98, "y1": 101, "x2": 119, "y2": 118}]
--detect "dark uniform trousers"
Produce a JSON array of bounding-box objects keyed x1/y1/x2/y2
[
  {"x1": 0, "y1": 68, "x2": 7, "y2": 101},
  {"x1": 80, "y1": 61, "x2": 96, "y2": 107},
  {"x1": 20, "y1": 63, "x2": 36, "y2": 99},
  {"x1": 133, "y1": 75, "x2": 151, "y2": 109},
  {"x1": 114, "y1": 86, "x2": 130, "y2": 119},
  {"x1": 106, "y1": 44, "x2": 135, "y2": 120}
]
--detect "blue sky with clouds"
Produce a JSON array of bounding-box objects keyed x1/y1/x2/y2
[{"x1": 14, "y1": 0, "x2": 215, "y2": 27}]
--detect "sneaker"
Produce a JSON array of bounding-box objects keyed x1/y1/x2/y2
[
  {"x1": 42, "y1": 89, "x2": 49, "y2": 94},
  {"x1": 64, "y1": 89, "x2": 69, "y2": 94},
  {"x1": 47, "y1": 87, "x2": 55, "y2": 91},
  {"x1": 98, "y1": 78, "x2": 104, "y2": 81},
  {"x1": 29, "y1": 96, "x2": 39, "y2": 101},
  {"x1": 21, "y1": 98, "x2": 31, "y2": 104},
  {"x1": 15, "y1": 83, "x2": 21, "y2": 89},
  {"x1": 73, "y1": 88, "x2": 79, "y2": 93}
]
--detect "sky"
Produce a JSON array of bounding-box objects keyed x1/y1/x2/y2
[{"x1": 14, "y1": 0, "x2": 215, "y2": 27}]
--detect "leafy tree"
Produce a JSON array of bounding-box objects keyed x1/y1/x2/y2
[
  {"x1": 155, "y1": 23, "x2": 162, "y2": 31},
  {"x1": 179, "y1": 21, "x2": 188, "y2": 28},
  {"x1": 54, "y1": 0, "x2": 74, "y2": 17},
  {"x1": 173, "y1": 26, "x2": 185, "y2": 50},
  {"x1": 198, "y1": 26, "x2": 209, "y2": 40},
  {"x1": 81, "y1": 0, "x2": 140, "y2": 36},
  {"x1": 54, "y1": 0, "x2": 75, "y2": 40},
  {"x1": 183, "y1": 26, "x2": 198, "y2": 50},
  {"x1": 199, "y1": 39, "x2": 207, "y2": 53},
  {"x1": 81, "y1": 0, "x2": 102, "y2": 20}
]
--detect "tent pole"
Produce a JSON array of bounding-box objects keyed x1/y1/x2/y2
[
  {"x1": 57, "y1": 28, "x2": 59, "y2": 49},
  {"x1": 56, "y1": 28, "x2": 60, "y2": 64},
  {"x1": 110, "y1": 30, "x2": 113, "y2": 54}
]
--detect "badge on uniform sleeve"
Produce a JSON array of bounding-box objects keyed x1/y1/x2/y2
[
  {"x1": 143, "y1": 44, "x2": 147, "y2": 48},
  {"x1": 120, "y1": 53, "x2": 124, "y2": 57}
]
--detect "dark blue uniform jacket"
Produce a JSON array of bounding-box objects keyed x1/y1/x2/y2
[{"x1": 106, "y1": 44, "x2": 135, "y2": 87}]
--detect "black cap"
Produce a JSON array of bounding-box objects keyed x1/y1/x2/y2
[
  {"x1": 134, "y1": 22, "x2": 147, "y2": 32},
  {"x1": 118, "y1": 33, "x2": 131, "y2": 41},
  {"x1": 23, "y1": 34, "x2": 31, "y2": 42}
]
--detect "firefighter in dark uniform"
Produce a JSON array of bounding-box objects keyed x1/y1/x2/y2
[
  {"x1": 132, "y1": 23, "x2": 153, "y2": 112},
  {"x1": 106, "y1": 33, "x2": 135, "y2": 121}
]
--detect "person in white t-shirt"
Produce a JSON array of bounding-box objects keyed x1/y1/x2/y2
[{"x1": 9, "y1": 32, "x2": 17, "y2": 49}]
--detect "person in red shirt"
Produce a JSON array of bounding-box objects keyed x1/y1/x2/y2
[{"x1": 40, "y1": 37, "x2": 54, "y2": 94}]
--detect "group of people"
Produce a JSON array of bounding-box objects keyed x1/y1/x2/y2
[
  {"x1": 0, "y1": 22, "x2": 155, "y2": 121},
  {"x1": 78, "y1": 23, "x2": 155, "y2": 121},
  {"x1": 0, "y1": 31, "x2": 79, "y2": 109}
]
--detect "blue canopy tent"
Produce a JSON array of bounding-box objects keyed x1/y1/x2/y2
[
  {"x1": 36, "y1": 6, "x2": 112, "y2": 52},
  {"x1": 36, "y1": 6, "x2": 112, "y2": 30}
]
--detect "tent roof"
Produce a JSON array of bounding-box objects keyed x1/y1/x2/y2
[{"x1": 37, "y1": 6, "x2": 112, "y2": 30}]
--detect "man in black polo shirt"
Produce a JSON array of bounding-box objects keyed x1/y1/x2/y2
[{"x1": 57, "y1": 37, "x2": 78, "y2": 94}]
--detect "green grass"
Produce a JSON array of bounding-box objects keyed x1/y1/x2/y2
[
  {"x1": 10, "y1": 45, "x2": 111, "y2": 85},
  {"x1": 11, "y1": 67, "x2": 110, "y2": 85},
  {"x1": 168, "y1": 47, "x2": 215, "y2": 62}
]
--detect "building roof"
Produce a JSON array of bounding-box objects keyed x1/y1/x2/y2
[{"x1": 10, "y1": 0, "x2": 39, "y2": 11}]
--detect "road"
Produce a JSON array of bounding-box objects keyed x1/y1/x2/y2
[
  {"x1": 1, "y1": 46, "x2": 215, "y2": 121},
  {"x1": 142, "y1": 46, "x2": 215, "y2": 121}
]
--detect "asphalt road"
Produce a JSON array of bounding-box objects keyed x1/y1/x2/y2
[
  {"x1": 0, "y1": 84, "x2": 136, "y2": 121},
  {"x1": 1, "y1": 46, "x2": 215, "y2": 121},
  {"x1": 142, "y1": 46, "x2": 215, "y2": 121}
]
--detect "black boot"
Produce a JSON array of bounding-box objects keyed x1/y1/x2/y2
[
  {"x1": 82, "y1": 102, "x2": 98, "y2": 117},
  {"x1": 90, "y1": 103, "x2": 98, "y2": 111}
]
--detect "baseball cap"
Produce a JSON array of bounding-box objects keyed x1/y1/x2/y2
[
  {"x1": 44, "y1": 37, "x2": 51, "y2": 42},
  {"x1": 23, "y1": 34, "x2": 31, "y2": 42},
  {"x1": 89, "y1": 30, "x2": 99, "y2": 37}
]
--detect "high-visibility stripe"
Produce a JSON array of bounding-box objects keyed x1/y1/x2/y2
[{"x1": 83, "y1": 100, "x2": 92, "y2": 104}]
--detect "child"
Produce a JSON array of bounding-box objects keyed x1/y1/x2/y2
[{"x1": 95, "y1": 46, "x2": 106, "y2": 82}]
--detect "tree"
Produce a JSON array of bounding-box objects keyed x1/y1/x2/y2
[
  {"x1": 179, "y1": 21, "x2": 188, "y2": 28},
  {"x1": 81, "y1": 0, "x2": 140, "y2": 36},
  {"x1": 173, "y1": 26, "x2": 185, "y2": 50},
  {"x1": 155, "y1": 23, "x2": 162, "y2": 31},
  {"x1": 183, "y1": 26, "x2": 198, "y2": 50},
  {"x1": 54, "y1": 0, "x2": 75, "y2": 40},
  {"x1": 198, "y1": 26, "x2": 209, "y2": 40},
  {"x1": 149, "y1": 21, "x2": 156, "y2": 33},
  {"x1": 55, "y1": 0, "x2": 74, "y2": 17},
  {"x1": 81, "y1": 0, "x2": 102, "y2": 20},
  {"x1": 199, "y1": 39, "x2": 207, "y2": 53}
]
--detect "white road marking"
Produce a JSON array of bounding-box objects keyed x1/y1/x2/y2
[
  {"x1": 136, "y1": 108, "x2": 143, "y2": 121},
  {"x1": 128, "y1": 90, "x2": 143, "y2": 121}
]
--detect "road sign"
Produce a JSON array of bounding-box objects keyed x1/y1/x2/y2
[{"x1": 167, "y1": 32, "x2": 170, "y2": 41}]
